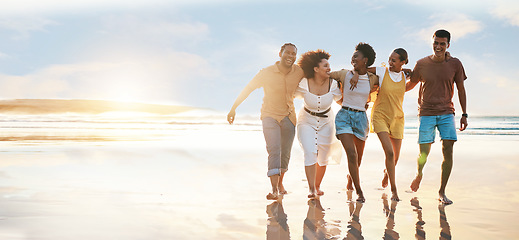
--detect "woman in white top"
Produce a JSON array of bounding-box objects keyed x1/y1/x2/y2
[
  {"x1": 330, "y1": 43, "x2": 378, "y2": 203},
  {"x1": 296, "y1": 50, "x2": 342, "y2": 198}
]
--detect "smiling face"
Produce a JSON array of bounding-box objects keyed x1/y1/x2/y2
[
  {"x1": 351, "y1": 50, "x2": 366, "y2": 71},
  {"x1": 279, "y1": 45, "x2": 297, "y2": 68},
  {"x1": 314, "y1": 59, "x2": 331, "y2": 79},
  {"x1": 388, "y1": 52, "x2": 405, "y2": 72},
  {"x1": 432, "y1": 36, "x2": 450, "y2": 58}
]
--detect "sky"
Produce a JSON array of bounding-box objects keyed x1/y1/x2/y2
[{"x1": 0, "y1": 0, "x2": 518, "y2": 116}]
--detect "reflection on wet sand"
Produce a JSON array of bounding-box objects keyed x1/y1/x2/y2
[
  {"x1": 411, "y1": 197, "x2": 452, "y2": 240},
  {"x1": 411, "y1": 197, "x2": 426, "y2": 240},
  {"x1": 345, "y1": 190, "x2": 363, "y2": 240},
  {"x1": 266, "y1": 199, "x2": 290, "y2": 240},
  {"x1": 303, "y1": 198, "x2": 341, "y2": 239},
  {"x1": 438, "y1": 204, "x2": 452, "y2": 240},
  {"x1": 303, "y1": 198, "x2": 326, "y2": 239},
  {"x1": 382, "y1": 194, "x2": 399, "y2": 240}
]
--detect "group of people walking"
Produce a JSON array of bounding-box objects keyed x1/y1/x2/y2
[{"x1": 227, "y1": 29, "x2": 468, "y2": 204}]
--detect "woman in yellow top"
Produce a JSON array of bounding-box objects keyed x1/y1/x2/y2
[{"x1": 368, "y1": 48, "x2": 409, "y2": 201}]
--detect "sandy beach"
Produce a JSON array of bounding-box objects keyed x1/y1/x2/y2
[{"x1": 0, "y1": 113, "x2": 517, "y2": 239}]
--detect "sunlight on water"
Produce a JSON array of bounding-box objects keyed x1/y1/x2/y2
[
  {"x1": 0, "y1": 112, "x2": 517, "y2": 143},
  {"x1": 0, "y1": 112, "x2": 517, "y2": 239}
]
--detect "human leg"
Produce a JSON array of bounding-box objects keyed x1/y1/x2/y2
[
  {"x1": 279, "y1": 117, "x2": 295, "y2": 194},
  {"x1": 377, "y1": 132, "x2": 394, "y2": 189},
  {"x1": 263, "y1": 117, "x2": 282, "y2": 199},
  {"x1": 267, "y1": 175, "x2": 280, "y2": 200},
  {"x1": 278, "y1": 171, "x2": 287, "y2": 195},
  {"x1": 338, "y1": 133, "x2": 365, "y2": 202},
  {"x1": 377, "y1": 132, "x2": 399, "y2": 201},
  {"x1": 436, "y1": 114, "x2": 457, "y2": 204},
  {"x1": 353, "y1": 136, "x2": 366, "y2": 202},
  {"x1": 315, "y1": 163, "x2": 327, "y2": 196},
  {"x1": 411, "y1": 116, "x2": 436, "y2": 192},
  {"x1": 391, "y1": 137, "x2": 402, "y2": 200},
  {"x1": 439, "y1": 140, "x2": 454, "y2": 204},
  {"x1": 390, "y1": 137, "x2": 402, "y2": 166},
  {"x1": 305, "y1": 164, "x2": 316, "y2": 198},
  {"x1": 410, "y1": 143, "x2": 431, "y2": 192}
]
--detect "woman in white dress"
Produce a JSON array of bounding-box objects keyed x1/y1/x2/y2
[{"x1": 296, "y1": 50, "x2": 342, "y2": 198}]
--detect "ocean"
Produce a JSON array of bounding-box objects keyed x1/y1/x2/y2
[
  {"x1": 0, "y1": 112, "x2": 518, "y2": 142},
  {"x1": 0, "y1": 110, "x2": 517, "y2": 239}
]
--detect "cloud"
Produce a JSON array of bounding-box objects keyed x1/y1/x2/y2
[
  {"x1": 492, "y1": 2, "x2": 519, "y2": 27},
  {"x1": 0, "y1": 16, "x2": 57, "y2": 40},
  {"x1": 410, "y1": 13, "x2": 483, "y2": 43},
  {"x1": 99, "y1": 15, "x2": 209, "y2": 47},
  {"x1": 0, "y1": 51, "x2": 217, "y2": 104},
  {"x1": 1, "y1": 0, "x2": 165, "y2": 15},
  {"x1": 455, "y1": 53, "x2": 519, "y2": 116},
  {"x1": 0, "y1": 0, "x2": 248, "y2": 16}
]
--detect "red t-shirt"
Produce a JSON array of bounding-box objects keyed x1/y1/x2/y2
[{"x1": 411, "y1": 56, "x2": 467, "y2": 116}]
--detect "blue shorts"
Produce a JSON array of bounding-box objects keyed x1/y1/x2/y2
[
  {"x1": 418, "y1": 114, "x2": 457, "y2": 144},
  {"x1": 335, "y1": 108, "x2": 369, "y2": 141}
]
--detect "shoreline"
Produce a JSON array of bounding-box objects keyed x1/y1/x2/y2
[{"x1": 0, "y1": 118, "x2": 516, "y2": 239}]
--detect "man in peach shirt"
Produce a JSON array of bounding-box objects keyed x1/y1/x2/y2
[{"x1": 228, "y1": 43, "x2": 304, "y2": 200}]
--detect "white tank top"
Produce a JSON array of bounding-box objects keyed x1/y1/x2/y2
[{"x1": 342, "y1": 74, "x2": 370, "y2": 111}]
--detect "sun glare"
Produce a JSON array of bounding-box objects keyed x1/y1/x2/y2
[{"x1": 101, "y1": 65, "x2": 152, "y2": 103}]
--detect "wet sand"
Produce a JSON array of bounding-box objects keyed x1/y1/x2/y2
[{"x1": 0, "y1": 123, "x2": 517, "y2": 239}]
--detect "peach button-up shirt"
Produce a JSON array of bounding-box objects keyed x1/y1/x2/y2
[{"x1": 243, "y1": 62, "x2": 304, "y2": 125}]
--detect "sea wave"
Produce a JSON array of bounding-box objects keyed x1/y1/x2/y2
[{"x1": 0, "y1": 114, "x2": 517, "y2": 142}]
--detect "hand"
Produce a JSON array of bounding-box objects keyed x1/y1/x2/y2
[
  {"x1": 402, "y1": 68, "x2": 412, "y2": 79},
  {"x1": 445, "y1": 51, "x2": 452, "y2": 62},
  {"x1": 350, "y1": 71, "x2": 359, "y2": 90},
  {"x1": 459, "y1": 116, "x2": 468, "y2": 131},
  {"x1": 227, "y1": 110, "x2": 236, "y2": 124}
]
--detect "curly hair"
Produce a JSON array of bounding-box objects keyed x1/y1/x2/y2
[
  {"x1": 297, "y1": 49, "x2": 331, "y2": 79},
  {"x1": 355, "y1": 42, "x2": 376, "y2": 67}
]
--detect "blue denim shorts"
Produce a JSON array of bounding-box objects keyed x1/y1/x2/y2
[
  {"x1": 335, "y1": 108, "x2": 369, "y2": 141},
  {"x1": 418, "y1": 114, "x2": 457, "y2": 144}
]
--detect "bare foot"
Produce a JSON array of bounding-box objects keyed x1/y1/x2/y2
[
  {"x1": 346, "y1": 175, "x2": 354, "y2": 190},
  {"x1": 439, "y1": 193, "x2": 453, "y2": 205},
  {"x1": 266, "y1": 193, "x2": 278, "y2": 200},
  {"x1": 346, "y1": 190, "x2": 353, "y2": 202},
  {"x1": 308, "y1": 193, "x2": 316, "y2": 199},
  {"x1": 391, "y1": 191, "x2": 400, "y2": 202},
  {"x1": 356, "y1": 192, "x2": 365, "y2": 203},
  {"x1": 316, "y1": 188, "x2": 324, "y2": 196},
  {"x1": 410, "y1": 174, "x2": 423, "y2": 192},
  {"x1": 278, "y1": 184, "x2": 287, "y2": 195},
  {"x1": 381, "y1": 170, "x2": 389, "y2": 188}
]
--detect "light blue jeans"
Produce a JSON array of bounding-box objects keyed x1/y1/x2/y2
[{"x1": 262, "y1": 117, "x2": 295, "y2": 177}]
